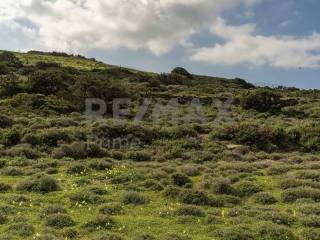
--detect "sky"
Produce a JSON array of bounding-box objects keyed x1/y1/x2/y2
[{"x1": 0, "y1": 0, "x2": 320, "y2": 89}]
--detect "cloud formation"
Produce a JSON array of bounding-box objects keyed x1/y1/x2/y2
[
  {"x1": 0, "y1": 0, "x2": 258, "y2": 55},
  {"x1": 191, "y1": 18, "x2": 320, "y2": 69},
  {"x1": 1, "y1": 0, "x2": 320, "y2": 69}
]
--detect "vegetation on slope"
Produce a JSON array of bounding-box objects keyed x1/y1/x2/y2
[{"x1": 0, "y1": 50, "x2": 320, "y2": 239}]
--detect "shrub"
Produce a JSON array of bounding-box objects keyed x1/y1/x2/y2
[
  {"x1": 214, "y1": 225, "x2": 255, "y2": 240},
  {"x1": 240, "y1": 89, "x2": 284, "y2": 113},
  {"x1": 16, "y1": 175, "x2": 59, "y2": 193},
  {"x1": 52, "y1": 141, "x2": 107, "y2": 159},
  {"x1": 6, "y1": 222, "x2": 35, "y2": 237},
  {"x1": 84, "y1": 214, "x2": 115, "y2": 230},
  {"x1": 279, "y1": 178, "x2": 301, "y2": 190},
  {"x1": 0, "y1": 183, "x2": 12, "y2": 192},
  {"x1": 0, "y1": 63, "x2": 9, "y2": 75},
  {"x1": 0, "y1": 115, "x2": 13, "y2": 128},
  {"x1": 35, "y1": 61, "x2": 60, "y2": 69},
  {"x1": 122, "y1": 191, "x2": 146, "y2": 205},
  {"x1": 99, "y1": 203, "x2": 124, "y2": 215},
  {"x1": 89, "y1": 159, "x2": 112, "y2": 171},
  {"x1": 301, "y1": 215, "x2": 320, "y2": 228},
  {"x1": 300, "y1": 229, "x2": 320, "y2": 240},
  {"x1": 63, "y1": 228, "x2": 78, "y2": 239},
  {"x1": 252, "y1": 192, "x2": 277, "y2": 205},
  {"x1": 171, "y1": 67, "x2": 192, "y2": 78},
  {"x1": 259, "y1": 211, "x2": 295, "y2": 226},
  {"x1": 28, "y1": 70, "x2": 72, "y2": 95},
  {"x1": 256, "y1": 222, "x2": 297, "y2": 240},
  {"x1": 174, "y1": 205, "x2": 205, "y2": 217},
  {"x1": 0, "y1": 74, "x2": 21, "y2": 97},
  {"x1": 211, "y1": 178, "x2": 234, "y2": 195},
  {"x1": 1, "y1": 167, "x2": 24, "y2": 176},
  {"x1": 298, "y1": 204, "x2": 320, "y2": 216},
  {"x1": 171, "y1": 173, "x2": 192, "y2": 187},
  {"x1": 0, "y1": 51, "x2": 23, "y2": 68},
  {"x1": 143, "y1": 179, "x2": 164, "y2": 191},
  {"x1": 281, "y1": 188, "x2": 320, "y2": 203},
  {"x1": 45, "y1": 214, "x2": 75, "y2": 229},
  {"x1": 163, "y1": 186, "x2": 181, "y2": 199},
  {"x1": 1, "y1": 129, "x2": 21, "y2": 147},
  {"x1": 233, "y1": 181, "x2": 263, "y2": 197},
  {"x1": 179, "y1": 190, "x2": 210, "y2": 206},
  {"x1": 3, "y1": 144, "x2": 40, "y2": 159},
  {"x1": 41, "y1": 205, "x2": 68, "y2": 217},
  {"x1": 70, "y1": 191, "x2": 104, "y2": 204},
  {"x1": 39, "y1": 129, "x2": 72, "y2": 147},
  {"x1": 66, "y1": 163, "x2": 87, "y2": 174},
  {"x1": 0, "y1": 213, "x2": 8, "y2": 224}
]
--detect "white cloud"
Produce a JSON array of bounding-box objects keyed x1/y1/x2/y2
[
  {"x1": 0, "y1": 0, "x2": 258, "y2": 55},
  {"x1": 191, "y1": 19, "x2": 320, "y2": 69}
]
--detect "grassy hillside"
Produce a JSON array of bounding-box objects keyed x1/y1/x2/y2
[{"x1": 0, "y1": 50, "x2": 320, "y2": 240}]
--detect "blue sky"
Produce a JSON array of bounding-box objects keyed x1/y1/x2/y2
[{"x1": 1, "y1": 0, "x2": 320, "y2": 89}]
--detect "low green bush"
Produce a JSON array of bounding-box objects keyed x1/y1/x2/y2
[
  {"x1": 256, "y1": 222, "x2": 297, "y2": 240},
  {"x1": 258, "y1": 211, "x2": 295, "y2": 226},
  {"x1": 171, "y1": 173, "x2": 192, "y2": 187},
  {"x1": 281, "y1": 187, "x2": 320, "y2": 203},
  {"x1": 211, "y1": 178, "x2": 234, "y2": 195},
  {"x1": 233, "y1": 181, "x2": 263, "y2": 197},
  {"x1": 0, "y1": 115, "x2": 13, "y2": 129},
  {"x1": 45, "y1": 214, "x2": 75, "y2": 229},
  {"x1": 89, "y1": 159, "x2": 112, "y2": 171},
  {"x1": 84, "y1": 214, "x2": 115, "y2": 230},
  {"x1": 252, "y1": 192, "x2": 278, "y2": 205},
  {"x1": 6, "y1": 222, "x2": 35, "y2": 237},
  {"x1": 179, "y1": 190, "x2": 210, "y2": 206},
  {"x1": 16, "y1": 175, "x2": 59, "y2": 193},
  {"x1": 240, "y1": 89, "x2": 284, "y2": 113},
  {"x1": 174, "y1": 205, "x2": 205, "y2": 217},
  {"x1": 41, "y1": 205, "x2": 68, "y2": 217},
  {"x1": 214, "y1": 225, "x2": 255, "y2": 240},
  {"x1": 99, "y1": 203, "x2": 124, "y2": 215},
  {"x1": 66, "y1": 163, "x2": 87, "y2": 174},
  {"x1": 70, "y1": 190, "x2": 105, "y2": 204},
  {"x1": 122, "y1": 191, "x2": 146, "y2": 205},
  {"x1": 52, "y1": 141, "x2": 107, "y2": 159},
  {"x1": 301, "y1": 215, "x2": 320, "y2": 228},
  {"x1": 0, "y1": 183, "x2": 12, "y2": 192}
]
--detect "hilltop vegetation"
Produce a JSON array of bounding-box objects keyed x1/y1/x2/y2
[{"x1": 0, "y1": 50, "x2": 320, "y2": 240}]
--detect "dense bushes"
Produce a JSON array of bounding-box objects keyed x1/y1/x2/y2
[
  {"x1": 281, "y1": 187, "x2": 320, "y2": 203},
  {"x1": 213, "y1": 123, "x2": 295, "y2": 151},
  {"x1": 45, "y1": 214, "x2": 75, "y2": 229},
  {"x1": 28, "y1": 70, "x2": 73, "y2": 95},
  {"x1": 0, "y1": 115, "x2": 13, "y2": 128},
  {"x1": 233, "y1": 181, "x2": 263, "y2": 197},
  {"x1": 174, "y1": 205, "x2": 205, "y2": 217},
  {"x1": 252, "y1": 192, "x2": 277, "y2": 204},
  {"x1": 16, "y1": 175, "x2": 59, "y2": 193},
  {"x1": 240, "y1": 89, "x2": 285, "y2": 113},
  {"x1": 0, "y1": 51, "x2": 23, "y2": 68},
  {"x1": 52, "y1": 142, "x2": 107, "y2": 159},
  {"x1": 122, "y1": 191, "x2": 146, "y2": 205}
]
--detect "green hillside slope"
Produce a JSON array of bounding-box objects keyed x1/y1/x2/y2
[{"x1": 0, "y1": 50, "x2": 320, "y2": 240}]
